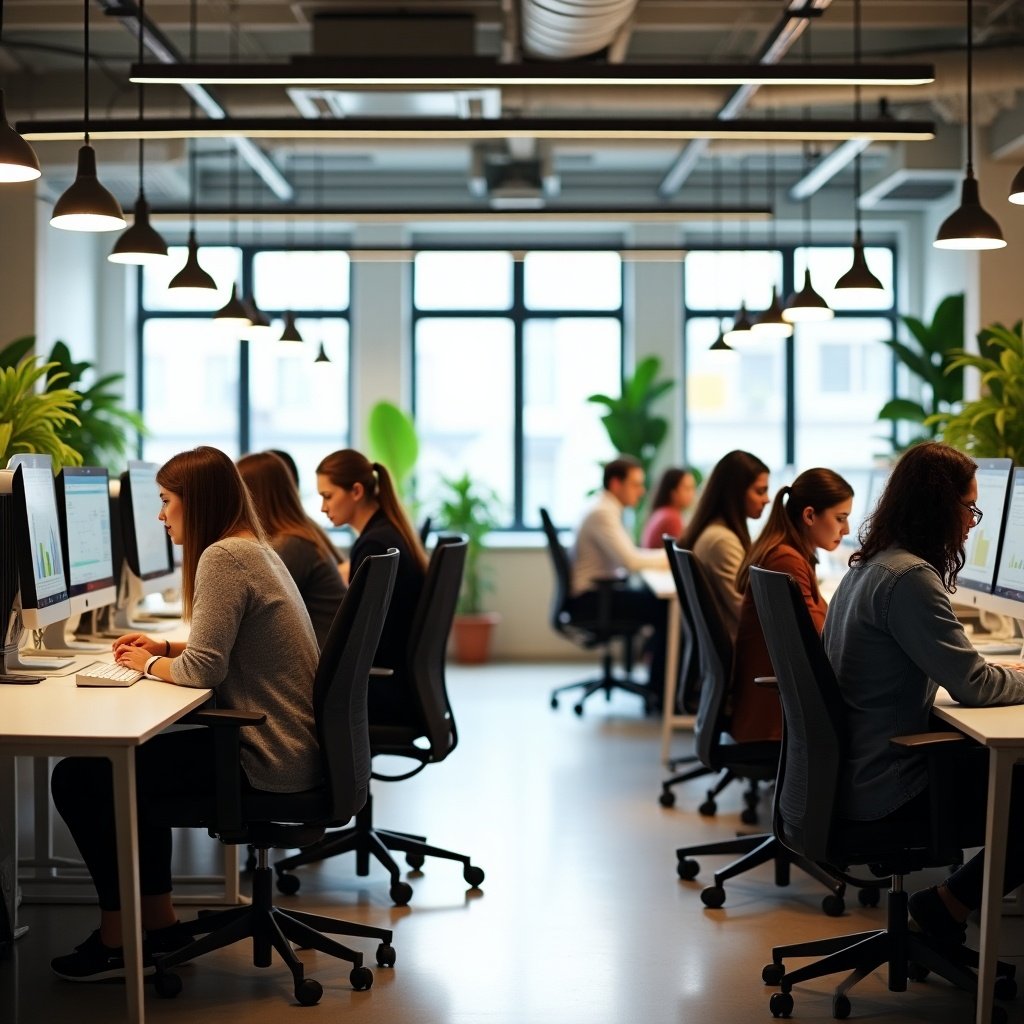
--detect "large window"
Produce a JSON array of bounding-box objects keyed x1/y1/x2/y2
[
  {"x1": 413, "y1": 251, "x2": 623, "y2": 528},
  {"x1": 683, "y1": 244, "x2": 897, "y2": 484},
  {"x1": 138, "y1": 247, "x2": 350, "y2": 505}
]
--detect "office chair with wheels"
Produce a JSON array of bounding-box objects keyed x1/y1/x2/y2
[
  {"x1": 669, "y1": 544, "x2": 847, "y2": 914},
  {"x1": 273, "y1": 536, "x2": 485, "y2": 905},
  {"x1": 539, "y1": 507, "x2": 654, "y2": 716},
  {"x1": 149, "y1": 550, "x2": 400, "y2": 1007},
  {"x1": 750, "y1": 566, "x2": 1017, "y2": 1023}
]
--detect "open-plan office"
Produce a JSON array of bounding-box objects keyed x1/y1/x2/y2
[{"x1": 3, "y1": 2, "x2": 1024, "y2": 1022}]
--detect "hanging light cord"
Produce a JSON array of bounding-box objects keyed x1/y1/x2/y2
[
  {"x1": 137, "y1": 0, "x2": 146, "y2": 194},
  {"x1": 852, "y1": 0, "x2": 863, "y2": 233},
  {"x1": 966, "y1": 0, "x2": 974, "y2": 175},
  {"x1": 83, "y1": 0, "x2": 90, "y2": 145}
]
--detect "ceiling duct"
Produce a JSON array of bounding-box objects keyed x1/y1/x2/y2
[
  {"x1": 521, "y1": 0, "x2": 641, "y2": 60},
  {"x1": 468, "y1": 145, "x2": 560, "y2": 208},
  {"x1": 859, "y1": 123, "x2": 963, "y2": 210}
]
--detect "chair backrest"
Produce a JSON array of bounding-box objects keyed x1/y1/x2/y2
[
  {"x1": 748, "y1": 566, "x2": 848, "y2": 863},
  {"x1": 404, "y1": 534, "x2": 468, "y2": 761},
  {"x1": 660, "y1": 535, "x2": 701, "y2": 715},
  {"x1": 665, "y1": 542, "x2": 734, "y2": 768},
  {"x1": 314, "y1": 548, "x2": 398, "y2": 823},
  {"x1": 418, "y1": 516, "x2": 432, "y2": 545},
  {"x1": 539, "y1": 507, "x2": 572, "y2": 632}
]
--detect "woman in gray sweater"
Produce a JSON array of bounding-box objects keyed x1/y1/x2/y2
[
  {"x1": 824, "y1": 441, "x2": 1024, "y2": 945},
  {"x1": 50, "y1": 446, "x2": 320, "y2": 982}
]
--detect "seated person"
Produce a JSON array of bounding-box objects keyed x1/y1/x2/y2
[
  {"x1": 824, "y1": 441, "x2": 1024, "y2": 944},
  {"x1": 237, "y1": 450, "x2": 346, "y2": 648},
  {"x1": 570, "y1": 454, "x2": 669, "y2": 700},
  {"x1": 731, "y1": 468, "x2": 853, "y2": 742},
  {"x1": 50, "y1": 446, "x2": 320, "y2": 981},
  {"x1": 680, "y1": 450, "x2": 770, "y2": 640},
  {"x1": 641, "y1": 467, "x2": 698, "y2": 549},
  {"x1": 317, "y1": 449, "x2": 427, "y2": 725}
]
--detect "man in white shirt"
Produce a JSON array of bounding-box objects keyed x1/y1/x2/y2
[{"x1": 569, "y1": 456, "x2": 670, "y2": 709}]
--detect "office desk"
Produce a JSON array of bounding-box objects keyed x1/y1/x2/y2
[
  {"x1": 639, "y1": 568, "x2": 694, "y2": 762},
  {"x1": 0, "y1": 674, "x2": 211, "y2": 1024},
  {"x1": 931, "y1": 693, "x2": 1024, "y2": 1024}
]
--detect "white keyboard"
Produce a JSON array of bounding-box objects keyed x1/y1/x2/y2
[
  {"x1": 76, "y1": 662, "x2": 143, "y2": 687},
  {"x1": 974, "y1": 640, "x2": 1023, "y2": 656}
]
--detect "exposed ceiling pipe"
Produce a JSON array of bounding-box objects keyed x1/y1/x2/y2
[
  {"x1": 96, "y1": 0, "x2": 293, "y2": 201},
  {"x1": 521, "y1": 0, "x2": 642, "y2": 61},
  {"x1": 657, "y1": 0, "x2": 834, "y2": 198}
]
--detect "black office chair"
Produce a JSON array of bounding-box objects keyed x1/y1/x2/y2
[
  {"x1": 418, "y1": 515, "x2": 432, "y2": 545},
  {"x1": 273, "y1": 536, "x2": 485, "y2": 905},
  {"x1": 149, "y1": 550, "x2": 400, "y2": 1007},
  {"x1": 750, "y1": 566, "x2": 1017, "y2": 1022},
  {"x1": 670, "y1": 544, "x2": 847, "y2": 914},
  {"x1": 539, "y1": 507, "x2": 654, "y2": 716}
]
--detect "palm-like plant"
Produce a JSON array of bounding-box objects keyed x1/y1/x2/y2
[
  {"x1": 0, "y1": 355, "x2": 82, "y2": 469},
  {"x1": 435, "y1": 472, "x2": 501, "y2": 615}
]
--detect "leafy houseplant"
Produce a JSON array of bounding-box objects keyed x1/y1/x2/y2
[
  {"x1": 0, "y1": 355, "x2": 82, "y2": 469},
  {"x1": 877, "y1": 293, "x2": 964, "y2": 453},
  {"x1": 435, "y1": 472, "x2": 502, "y2": 663},
  {"x1": 365, "y1": 400, "x2": 419, "y2": 501},
  {"x1": 929, "y1": 321, "x2": 1024, "y2": 462}
]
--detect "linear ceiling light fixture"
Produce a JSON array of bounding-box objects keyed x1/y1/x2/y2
[
  {"x1": 128, "y1": 58, "x2": 935, "y2": 89},
  {"x1": 933, "y1": 0, "x2": 1005, "y2": 250},
  {"x1": 19, "y1": 117, "x2": 936, "y2": 144},
  {"x1": 50, "y1": 0, "x2": 126, "y2": 231}
]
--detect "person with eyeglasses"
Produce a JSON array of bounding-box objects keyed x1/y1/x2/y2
[{"x1": 824, "y1": 441, "x2": 1024, "y2": 949}]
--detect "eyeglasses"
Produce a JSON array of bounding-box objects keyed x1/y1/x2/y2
[{"x1": 961, "y1": 502, "x2": 984, "y2": 526}]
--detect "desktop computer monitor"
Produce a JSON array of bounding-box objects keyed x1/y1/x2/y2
[
  {"x1": 992, "y1": 468, "x2": 1024, "y2": 614},
  {"x1": 956, "y1": 457, "x2": 1013, "y2": 594},
  {"x1": 0, "y1": 454, "x2": 74, "y2": 672}
]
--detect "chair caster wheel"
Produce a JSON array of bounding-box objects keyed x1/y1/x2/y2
[
  {"x1": 295, "y1": 977, "x2": 323, "y2": 1005},
  {"x1": 464, "y1": 864, "x2": 485, "y2": 888},
  {"x1": 376, "y1": 943, "x2": 396, "y2": 968},
  {"x1": 659, "y1": 789, "x2": 676, "y2": 808},
  {"x1": 907, "y1": 962, "x2": 930, "y2": 982},
  {"x1": 740, "y1": 807, "x2": 759, "y2": 825},
  {"x1": 858, "y1": 886, "x2": 881, "y2": 907},
  {"x1": 822, "y1": 894, "x2": 845, "y2": 917},
  {"x1": 769, "y1": 991, "x2": 794, "y2": 1018},
  {"x1": 390, "y1": 881, "x2": 414, "y2": 906},
  {"x1": 700, "y1": 884, "x2": 726, "y2": 909},
  {"x1": 995, "y1": 975, "x2": 1018, "y2": 1000},
  {"x1": 677, "y1": 857, "x2": 700, "y2": 881},
  {"x1": 154, "y1": 970, "x2": 182, "y2": 999},
  {"x1": 762, "y1": 962, "x2": 785, "y2": 986},
  {"x1": 276, "y1": 872, "x2": 301, "y2": 895},
  {"x1": 573, "y1": 703, "x2": 584, "y2": 716},
  {"x1": 405, "y1": 853, "x2": 425, "y2": 870},
  {"x1": 832, "y1": 993, "x2": 851, "y2": 1019},
  {"x1": 698, "y1": 799, "x2": 717, "y2": 817},
  {"x1": 349, "y1": 967, "x2": 373, "y2": 992}
]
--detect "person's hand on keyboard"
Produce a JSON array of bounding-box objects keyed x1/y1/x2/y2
[{"x1": 113, "y1": 633, "x2": 159, "y2": 672}]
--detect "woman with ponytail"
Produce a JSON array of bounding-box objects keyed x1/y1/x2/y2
[
  {"x1": 316, "y1": 449, "x2": 428, "y2": 724},
  {"x1": 729, "y1": 468, "x2": 854, "y2": 742}
]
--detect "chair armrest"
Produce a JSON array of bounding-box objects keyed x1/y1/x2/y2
[
  {"x1": 754, "y1": 676, "x2": 778, "y2": 689},
  {"x1": 591, "y1": 569, "x2": 629, "y2": 589},
  {"x1": 180, "y1": 708, "x2": 266, "y2": 728},
  {"x1": 889, "y1": 732, "x2": 965, "y2": 749},
  {"x1": 369, "y1": 667, "x2": 394, "y2": 678}
]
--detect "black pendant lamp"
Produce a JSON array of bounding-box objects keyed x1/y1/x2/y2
[
  {"x1": 709, "y1": 320, "x2": 737, "y2": 354},
  {"x1": 934, "y1": 0, "x2": 1005, "y2": 250},
  {"x1": 751, "y1": 145, "x2": 793, "y2": 339},
  {"x1": 109, "y1": 0, "x2": 167, "y2": 263},
  {"x1": 280, "y1": 311, "x2": 304, "y2": 342},
  {"x1": 51, "y1": 0, "x2": 125, "y2": 231},
  {"x1": 314, "y1": 340, "x2": 331, "y2": 364},
  {"x1": 724, "y1": 157, "x2": 754, "y2": 346},
  {"x1": 1008, "y1": 165, "x2": 1024, "y2": 205},
  {"x1": 0, "y1": 91, "x2": 40, "y2": 183},
  {"x1": 214, "y1": 145, "x2": 253, "y2": 327}
]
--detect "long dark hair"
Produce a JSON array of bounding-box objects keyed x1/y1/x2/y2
[
  {"x1": 851, "y1": 441, "x2": 976, "y2": 591},
  {"x1": 651, "y1": 467, "x2": 695, "y2": 511},
  {"x1": 736, "y1": 468, "x2": 854, "y2": 594},
  {"x1": 316, "y1": 449, "x2": 428, "y2": 573},
  {"x1": 157, "y1": 446, "x2": 266, "y2": 621},
  {"x1": 237, "y1": 451, "x2": 338, "y2": 566},
  {"x1": 681, "y1": 450, "x2": 769, "y2": 552}
]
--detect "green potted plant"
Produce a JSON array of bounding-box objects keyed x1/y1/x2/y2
[
  {"x1": 435, "y1": 471, "x2": 501, "y2": 664},
  {"x1": 0, "y1": 353, "x2": 82, "y2": 469},
  {"x1": 929, "y1": 320, "x2": 1024, "y2": 461},
  {"x1": 365, "y1": 399, "x2": 419, "y2": 501}
]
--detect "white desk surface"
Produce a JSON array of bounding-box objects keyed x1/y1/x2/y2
[
  {"x1": 640, "y1": 567, "x2": 674, "y2": 600},
  {"x1": 932, "y1": 690, "x2": 1024, "y2": 747}
]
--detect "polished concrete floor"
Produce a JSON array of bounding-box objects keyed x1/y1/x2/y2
[{"x1": 2, "y1": 662, "x2": 1022, "y2": 1024}]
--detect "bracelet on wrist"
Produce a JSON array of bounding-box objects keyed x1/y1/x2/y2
[
  {"x1": 144, "y1": 655, "x2": 160, "y2": 676},
  {"x1": 164, "y1": 639, "x2": 171, "y2": 657}
]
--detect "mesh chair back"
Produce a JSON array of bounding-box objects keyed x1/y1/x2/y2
[
  {"x1": 667, "y1": 544, "x2": 734, "y2": 768},
  {"x1": 405, "y1": 535, "x2": 468, "y2": 761},
  {"x1": 314, "y1": 549, "x2": 398, "y2": 824},
  {"x1": 749, "y1": 566, "x2": 848, "y2": 863},
  {"x1": 539, "y1": 507, "x2": 573, "y2": 633}
]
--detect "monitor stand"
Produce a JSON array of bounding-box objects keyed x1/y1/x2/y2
[
  {"x1": 2, "y1": 607, "x2": 74, "y2": 673},
  {"x1": 37, "y1": 617, "x2": 105, "y2": 655}
]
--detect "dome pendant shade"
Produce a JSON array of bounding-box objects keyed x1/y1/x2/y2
[
  {"x1": 214, "y1": 283, "x2": 254, "y2": 326},
  {"x1": 934, "y1": 174, "x2": 1007, "y2": 250},
  {"x1": 50, "y1": 145, "x2": 126, "y2": 231},
  {"x1": 0, "y1": 90, "x2": 41, "y2": 182},
  {"x1": 723, "y1": 303, "x2": 754, "y2": 345},
  {"x1": 314, "y1": 342, "x2": 331, "y2": 363},
  {"x1": 1008, "y1": 164, "x2": 1024, "y2": 205},
  {"x1": 279, "y1": 311, "x2": 304, "y2": 342},
  {"x1": 783, "y1": 268, "x2": 835, "y2": 323},
  {"x1": 108, "y1": 194, "x2": 168, "y2": 264},
  {"x1": 751, "y1": 287, "x2": 794, "y2": 338},
  {"x1": 168, "y1": 229, "x2": 217, "y2": 293},
  {"x1": 244, "y1": 297, "x2": 276, "y2": 340},
  {"x1": 709, "y1": 332, "x2": 735, "y2": 353},
  {"x1": 834, "y1": 231, "x2": 884, "y2": 296}
]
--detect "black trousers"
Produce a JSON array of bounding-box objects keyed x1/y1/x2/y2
[{"x1": 50, "y1": 728, "x2": 224, "y2": 912}]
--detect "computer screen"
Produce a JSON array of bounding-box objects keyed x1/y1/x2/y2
[
  {"x1": 993, "y1": 468, "x2": 1024, "y2": 605},
  {"x1": 121, "y1": 460, "x2": 173, "y2": 582},
  {"x1": 958, "y1": 457, "x2": 1014, "y2": 593},
  {"x1": 55, "y1": 466, "x2": 117, "y2": 614}
]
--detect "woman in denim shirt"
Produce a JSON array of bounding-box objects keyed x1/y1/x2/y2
[{"x1": 824, "y1": 442, "x2": 1024, "y2": 944}]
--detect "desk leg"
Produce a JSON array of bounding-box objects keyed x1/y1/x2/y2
[
  {"x1": 660, "y1": 597, "x2": 680, "y2": 765},
  {"x1": 975, "y1": 748, "x2": 1014, "y2": 1024},
  {"x1": 0, "y1": 755, "x2": 21, "y2": 946},
  {"x1": 110, "y1": 748, "x2": 144, "y2": 1024}
]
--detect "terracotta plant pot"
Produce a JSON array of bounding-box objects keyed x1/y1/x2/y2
[{"x1": 451, "y1": 612, "x2": 501, "y2": 664}]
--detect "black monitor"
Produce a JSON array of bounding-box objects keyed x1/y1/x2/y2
[
  {"x1": 958, "y1": 457, "x2": 1014, "y2": 594},
  {"x1": 992, "y1": 468, "x2": 1024, "y2": 610}
]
